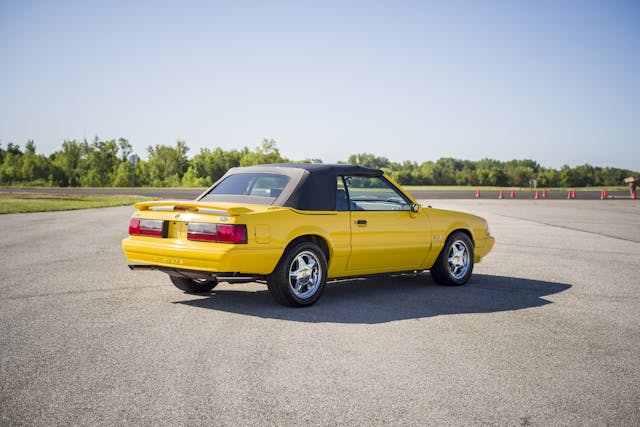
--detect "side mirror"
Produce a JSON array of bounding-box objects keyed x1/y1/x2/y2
[{"x1": 410, "y1": 203, "x2": 420, "y2": 213}]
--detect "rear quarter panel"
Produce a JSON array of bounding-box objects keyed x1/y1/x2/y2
[{"x1": 239, "y1": 207, "x2": 352, "y2": 277}]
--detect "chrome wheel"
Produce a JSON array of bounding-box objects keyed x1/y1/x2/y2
[
  {"x1": 267, "y1": 242, "x2": 328, "y2": 307},
  {"x1": 447, "y1": 239, "x2": 470, "y2": 280},
  {"x1": 288, "y1": 250, "x2": 322, "y2": 299}
]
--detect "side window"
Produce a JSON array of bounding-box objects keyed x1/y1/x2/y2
[{"x1": 343, "y1": 176, "x2": 410, "y2": 211}]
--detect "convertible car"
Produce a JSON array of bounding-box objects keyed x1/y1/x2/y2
[{"x1": 122, "y1": 164, "x2": 494, "y2": 306}]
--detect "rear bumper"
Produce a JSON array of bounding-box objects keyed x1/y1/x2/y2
[{"x1": 122, "y1": 236, "x2": 281, "y2": 276}]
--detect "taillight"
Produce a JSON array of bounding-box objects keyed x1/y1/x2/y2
[
  {"x1": 186, "y1": 222, "x2": 217, "y2": 241},
  {"x1": 128, "y1": 219, "x2": 167, "y2": 237},
  {"x1": 216, "y1": 224, "x2": 248, "y2": 243},
  {"x1": 187, "y1": 222, "x2": 247, "y2": 244}
]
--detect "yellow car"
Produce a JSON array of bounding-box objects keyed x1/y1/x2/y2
[{"x1": 122, "y1": 164, "x2": 494, "y2": 306}]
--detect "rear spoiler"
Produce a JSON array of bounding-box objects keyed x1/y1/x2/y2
[{"x1": 133, "y1": 200, "x2": 255, "y2": 216}]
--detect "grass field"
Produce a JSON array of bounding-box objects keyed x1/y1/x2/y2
[{"x1": 0, "y1": 193, "x2": 154, "y2": 214}]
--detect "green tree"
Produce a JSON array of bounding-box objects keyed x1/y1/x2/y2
[
  {"x1": 347, "y1": 152, "x2": 391, "y2": 169},
  {"x1": 50, "y1": 139, "x2": 86, "y2": 186},
  {"x1": 432, "y1": 158, "x2": 459, "y2": 185},
  {"x1": 133, "y1": 160, "x2": 151, "y2": 186},
  {"x1": 3, "y1": 136, "x2": 640, "y2": 188},
  {"x1": 239, "y1": 139, "x2": 287, "y2": 166},
  {"x1": 0, "y1": 143, "x2": 23, "y2": 184},
  {"x1": 598, "y1": 167, "x2": 631, "y2": 186},
  {"x1": 415, "y1": 161, "x2": 436, "y2": 185},
  {"x1": 488, "y1": 167, "x2": 508, "y2": 186},
  {"x1": 455, "y1": 167, "x2": 478, "y2": 186},
  {"x1": 560, "y1": 165, "x2": 580, "y2": 187},
  {"x1": 20, "y1": 140, "x2": 50, "y2": 185},
  {"x1": 505, "y1": 164, "x2": 535, "y2": 187},
  {"x1": 538, "y1": 167, "x2": 560, "y2": 187},
  {"x1": 117, "y1": 138, "x2": 133, "y2": 162},
  {"x1": 183, "y1": 146, "x2": 245, "y2": 187},
  {"x1": 79, "y1": 138, "x2": 119, "y2": 187},
  {"x1": 147, "y1": 140, "x2": 190, "y2": 186},
  {"x1": 112, "y1": 162, "x2": 134, "y2": 187}
]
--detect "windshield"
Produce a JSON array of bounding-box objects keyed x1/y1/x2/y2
[{"x1": 199, "y1": 173, "x2": 291, "y2": 204}]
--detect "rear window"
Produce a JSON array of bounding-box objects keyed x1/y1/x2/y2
[{"x1": 199, "y1": 173, "x2": 290, "y2": 204}]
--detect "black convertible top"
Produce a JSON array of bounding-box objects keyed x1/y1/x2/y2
[
  {"x1": 199, "y1": 163, "x2": 384, "y2": 211},
  {"x1": 261, "y1": 163, "x2": 383, "y2": 176},
  {"x1": 272, "y1": 164, "x2": 383, "y2": 211}
]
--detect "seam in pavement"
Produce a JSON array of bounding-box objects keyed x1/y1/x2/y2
[
  {"x1": 1, "y1": 284, "x2": 166, "y2": 301},
  {"x1": 495, "y1": 213, "x2": 640, "y2": 244}
]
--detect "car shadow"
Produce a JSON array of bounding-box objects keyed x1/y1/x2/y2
[{"x1": 173, "y1": 274, "x2": 571, "y2": 324}]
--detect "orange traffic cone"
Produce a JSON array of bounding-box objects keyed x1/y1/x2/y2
[
  {"x1": 567, "y1": 190, "x2": 572, "y2": 199},
  {"x1": 534, "y1": 190, "x2": 539, "y2": 199},
  {"x1": 572, "y1": 189, "x2": 577, "y2": 199},
  {"x1": 601, "y1": 189, "x2": 607, "y2": 199},
  {"x1": 475, "y1": 189, "x2": 480, "y2": 198},
  {"x1": 542, "y1": 189, "x2": 547, "y2": 198},
  {"x1": 499, "y1": 189, "x2": 504, "y2": 199},
  {"x1": 510, "y1": 188, "x2": 516, "y2": 198}
]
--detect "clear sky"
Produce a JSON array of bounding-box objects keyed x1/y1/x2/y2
[{"x1": 1, "y1": 0, "x2": 639, "y2": 169}]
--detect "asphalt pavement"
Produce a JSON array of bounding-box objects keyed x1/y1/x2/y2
[{"x1": 1, "y1": 200, "x2": 639, "y2": 425}]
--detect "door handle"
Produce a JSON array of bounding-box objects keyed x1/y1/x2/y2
[{"x1": 355, "y1": 219, "x2": 367, "y2": 225}]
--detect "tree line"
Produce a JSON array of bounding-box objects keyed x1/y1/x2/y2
[{"x1": 0, "y1": 138, "x2": 636, "y2": 188}]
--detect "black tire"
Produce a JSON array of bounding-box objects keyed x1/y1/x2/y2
[
  {"x1": 170, "y1": 276, "x2": 217, "y2": 293},
  {"x1": 430, "y1": 231, "x2": 474, "y2": 286},
  {"x1": 267, "y1": 241, "x2": 328, "y2": 307}
]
